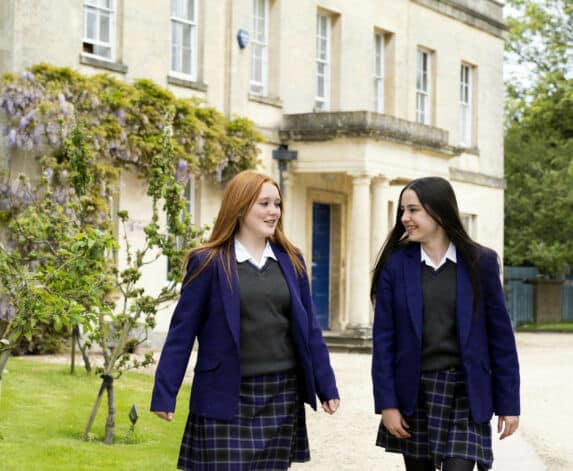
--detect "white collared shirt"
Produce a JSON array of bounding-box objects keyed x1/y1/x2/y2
[
  {"x1": 234, "y1": 239, "x2": 277, "y2": 269},
  {"x1": 420, "y1": 242, "x2": 457, "y2": 270}
]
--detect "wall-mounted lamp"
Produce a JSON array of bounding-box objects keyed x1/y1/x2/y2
[
  {"x1": 272, "y1": 144, "x2": 298, "y2": 195},
  {"x1": 237, "y1": 29, "x2": 250, "y2": 49}
]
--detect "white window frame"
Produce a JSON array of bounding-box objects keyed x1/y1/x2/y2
[
  {"x1": 460, "y1": 63, "x2": 473, "y2": 147},
  {"x1": 250, "y1": 0, "x2": 269, "y2": 96},
  {"x1": 170, "y1": 0, "x2": 199, "y2": 81},
  {"x1": 315, "y1": 13, "x2": 331, "y2": 111},
  {"x1": 374, "y1": 32, "x2": 385, "y2": 113},
  {"x1": 416, "y1": 49, "x2": 431, "y2": 125},
  {"x1": 83, "y1": 0, "x2": 116, "y2": 62}
]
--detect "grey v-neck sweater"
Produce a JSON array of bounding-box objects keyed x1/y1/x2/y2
[{"x1": 237, "y1": 259, "x2": 298, "y2": 377}]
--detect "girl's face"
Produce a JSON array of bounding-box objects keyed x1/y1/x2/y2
[
  {"x1": 240, "y1": 182, "x2": 281, "y2": 241},
  {"x1": 400, "y1": 189, "x2": 442, "y2": 245}
]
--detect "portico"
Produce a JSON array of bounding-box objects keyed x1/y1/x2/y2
[{"x1": 278, "y1": 111, "x2": 457, "y2": 348}]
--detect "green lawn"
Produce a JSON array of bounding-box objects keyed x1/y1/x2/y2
[
  {"x1": 517, "y1": 321, "x2": 573, "y2": 332},
  {"x1": 0, "y1": 358, "x2": 190, "y2": 471}
]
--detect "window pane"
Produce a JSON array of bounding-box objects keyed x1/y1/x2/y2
[
  {"x1": 182, "y1": 46, "x2": 191, "y2": 74},
  {"x1": 171, "y1": 44, "x2": 179, "y2": 71},
  {"x1": 171, "y1": 0, "x2": 179, "y2": 17},
  {"x1": 86, "y1": 10, "x2": 97, "y2": 39},
  {"x1": 256, "y1": 18, "x2": 265, "y2": 41},
  {"x1": 317, "y1": 74, "x2": 325, "y2": 97},
  {"x1": 321, "y1": 16, "x2": 328, "y2": 36},
  {"x1": 171, "y1": 22, "x2": 178, "y2": 46},
  {"x1": 182, "y1": 23, "x2": 192, "y2": 48},
  {"x1": 319, "y1": 39, "x2": 327, "y2": 60},
  {"x1": 100, "y1": 12, "x2": 110, "y2": 43},
  {"x1": 94, "y1": 45, "x2": 111, "y2": 59},
  {"x1": 187, "y1": 0, "x2": 195, "y2": 21}
]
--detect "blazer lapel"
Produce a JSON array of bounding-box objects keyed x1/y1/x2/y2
[
  {"x1": 404, "y1": 244, "x2": 423, "y2": 342},
  {"x1": 217, "y1": 249, "x2": 240, "y2": 351},
  {"x1": 272, "y1": 243, "x2": 309, "y2": 344},
  {"x1": 456, "y1": 253, "x2": 474, "y2": 349}
]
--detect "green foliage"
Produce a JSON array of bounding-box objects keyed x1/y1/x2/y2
[
  {"x1": 505, "y1": 0, "x2": 572, "y2": 87},
  {"x1": 0, "y1": 65, "x2": 261, "y2": 441},
  {"x1": 516, "y1": 321, "x2": 573, "y2": 332},
  {"x1": 0, "y1": 358, "x2": 188, "y2": 469},
  {"x1": 0, "y1": 171, "x2": 116, "y2": 355},
  {"x1": 504, "y1": 78, "x2": 573, "y2": 276},
  {"x1": 1, "y1": 63, "x2": 263, "y2": 181},
  {"x1": 0, "y1": 63, "x2": 262, "y2": 362},
  {"x1": 504, "y1": 1, "x2": 573, "y2": 276}
]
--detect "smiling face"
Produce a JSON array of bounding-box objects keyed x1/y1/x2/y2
[
  {"x1": 400, "y1": 189, "x2": 443, "y2": 245},
  {"x1": 239, "y1": 182, "x2": 281, "y2": 241}
]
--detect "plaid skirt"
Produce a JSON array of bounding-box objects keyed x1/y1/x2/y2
[
  {"x1": 376, "y1": 369, "x2": 493, "y2": 470},
  {"x1": 178, "y1": 370, "x2": 310, "y2": 470}
]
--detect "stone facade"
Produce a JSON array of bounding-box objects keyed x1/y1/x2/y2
[{"x1": 0, "y1": 0, "x2": 507, "y2": 342}]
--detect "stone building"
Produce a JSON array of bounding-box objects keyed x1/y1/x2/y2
[{"x1": 0, "y1": 0, "x2": 507, "y2": 345}]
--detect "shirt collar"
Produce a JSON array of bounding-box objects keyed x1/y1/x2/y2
[
  {"x1": 420, "y1": 242, "x2": 457, "y2": 270},
  {"x1": 234, "y1": 238, "x2": 277, "y2": 269}
]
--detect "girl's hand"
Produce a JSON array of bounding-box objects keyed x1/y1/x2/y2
[
  {"x1": 321, "y1": 399, "x2": 340, "y2": 414},
  {"x1": 382, "y1": 408, "x2": 411, "y2": 439},
  {"x1": 153, "y1": 411, "x2": 174, "y2": 421},
  {"x1": 498, "y1": 415, "x2": 519, "y2": 439}
]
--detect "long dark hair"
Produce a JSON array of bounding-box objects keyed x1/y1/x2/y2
[{"x1": 370, "y1": 177, "x2": 482, "y2": 313}]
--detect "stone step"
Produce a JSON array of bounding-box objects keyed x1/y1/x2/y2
[{"x1": 323, "y1": 331, "x2": 373, "y2": 353}]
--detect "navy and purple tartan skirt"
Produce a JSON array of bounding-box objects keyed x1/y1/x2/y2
[
  {"x1": 178, "y1": 370, "x2": 310, "y2": 470},
  {"x1": 376, "y1": 369, "x2": 493, "y2": 470}
]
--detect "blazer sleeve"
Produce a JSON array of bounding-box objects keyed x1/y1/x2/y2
[
  {"x1": 371, "y1": 261, "x2": 399, "y2": 413},
  {"x1": 150, "y1": 253, "x2": 212, "y2": 413},
  {"x1": 297, "y1": 256, "x2": 340, "y2": 402},
  {"x1": 482, "y1": 249, "x2": 521, "y2": 417}
]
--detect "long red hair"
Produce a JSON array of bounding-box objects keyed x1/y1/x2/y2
[{"x1": 183, "y1": 170, "x2": 304, "y2": 286}]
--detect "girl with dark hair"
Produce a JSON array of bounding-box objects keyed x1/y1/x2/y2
[
  {"x1": 371, "y1": 176, "x2": 520, "y2": 471},
  {"x1": 151, "y1": 170, "x2": 340, "y2": 470}
]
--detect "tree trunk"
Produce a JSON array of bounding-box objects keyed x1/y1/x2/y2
[
  {"x1": 104, "y1": 376, "x2": 115, "y2": 445},
  {"x1": 70, "y1": 327, "x2": 77, "y2": 374},
  {"x1": 0, "y1": 350, "x2": 10, "y2": 402},
  {"x1": 82, "y1": 374, "x2": 112, "y2": 441},
  {"x1": 76, "y1": 329, "x2": 92, "y2": 374}
]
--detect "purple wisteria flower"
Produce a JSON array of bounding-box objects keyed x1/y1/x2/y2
[
  {"x1": 215, "y1": 164, "x2": 225, "y2": 182},
  {"x1": 7, "y1": 129, "x2": 17, "y2": 147},
  {"x1": 176, "y1": 159, "x2": 189, "y2": 183},
  {"x1": 44, "y1": 168, "x2": 54, "y2": 182}
]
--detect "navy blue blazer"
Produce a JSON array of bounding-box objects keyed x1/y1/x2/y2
[
  {"x1": 372, "y1": 243, "x2": 520, "y2": 424},
  {"x1": 151, "y1": 242, "x2": 339, "y2": 421}
]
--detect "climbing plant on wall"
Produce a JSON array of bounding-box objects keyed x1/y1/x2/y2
[{"x1": 0, "y1": 64, "x2": 262, "y2": 442}]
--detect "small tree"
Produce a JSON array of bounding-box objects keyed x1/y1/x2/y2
[
  {"x1": 82, "y1": 113, "x2": 205, "y2": 443},
  {"x1": 0, "y1": 170, "x2": 115, "y2": 400}
]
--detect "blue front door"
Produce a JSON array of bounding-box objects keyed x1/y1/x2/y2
[{"x1": 311, "y1": 203, "x2": 331, "y2": 330}]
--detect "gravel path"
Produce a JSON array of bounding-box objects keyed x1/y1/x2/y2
[{"x1": 296, "y1": 332, "x2": 572, "y2": 471}]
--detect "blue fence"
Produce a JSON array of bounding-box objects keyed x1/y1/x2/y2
[
  {"x1": 504, "y1": 266, "x2": 573, "y2": 326},
  {"x1": 562, "y1": 280, "x2": 573, "y2": 321},
  {"x1": 504, "y1": 266, "x2": 538, "y2": 327}
]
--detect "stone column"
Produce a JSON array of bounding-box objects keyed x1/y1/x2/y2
[
  {"x1": 370, "y1": 177, "x2": 390, "y2": 268},
  {"x1": 348, "y1": 174, "x2": 372, "y2": 333}
]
